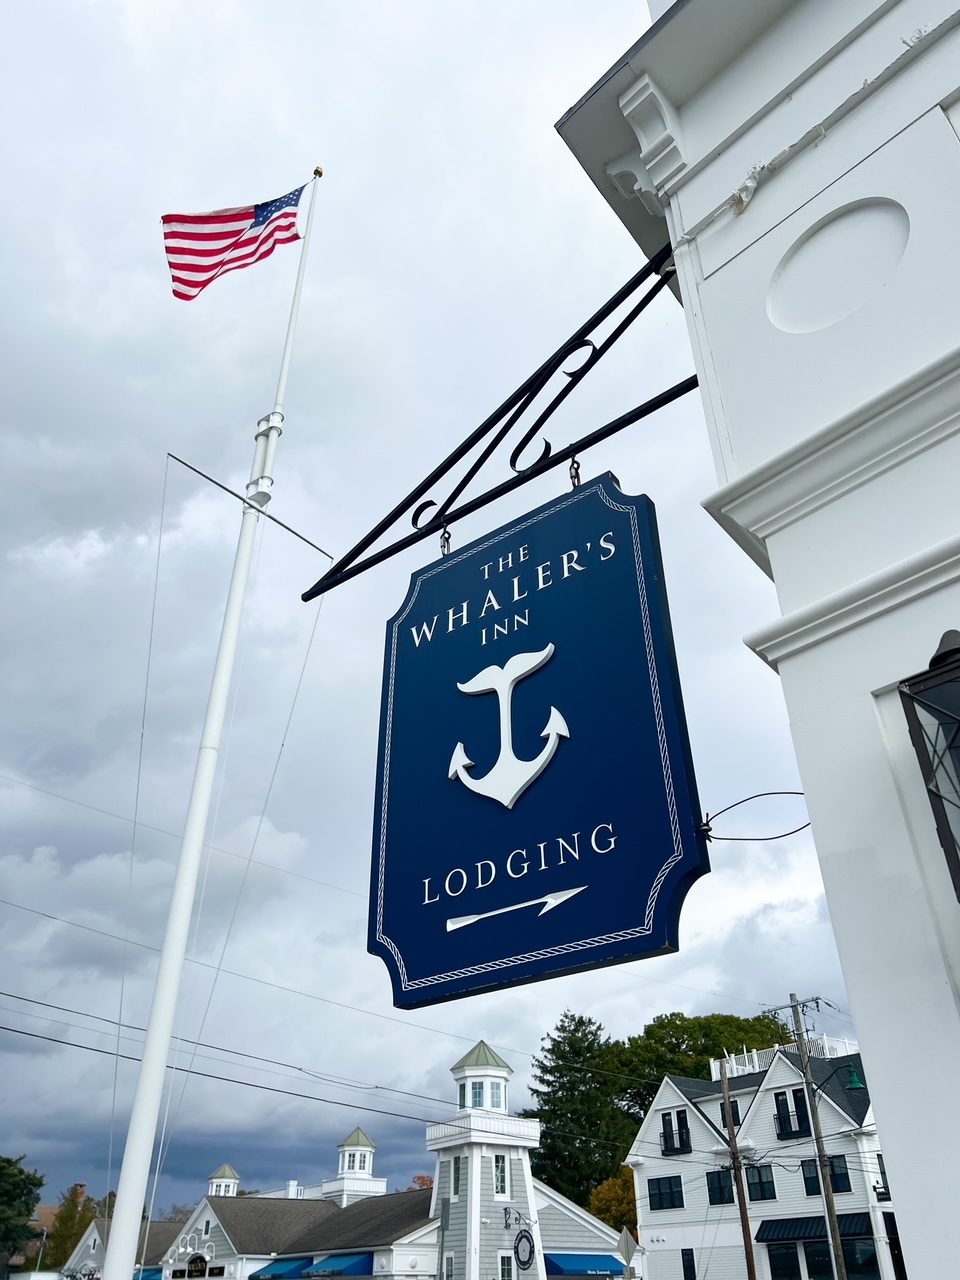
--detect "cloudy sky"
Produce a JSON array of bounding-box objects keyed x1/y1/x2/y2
[{"x1": 0, "y1": 0, "x2": 851, "y2": 1216}]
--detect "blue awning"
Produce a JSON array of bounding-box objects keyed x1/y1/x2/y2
[
  {"x1": 250, "y1": 1260, "x2": 317, "y2": 1280},
  {"x1": 304, "y1": 1257, "x2": 374, "y2": 1277},
  {"x1": 545, "y1": 1257, "x2": 625, "y2": 1276}
]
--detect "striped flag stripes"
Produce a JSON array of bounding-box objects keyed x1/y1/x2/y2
[{"x1": 161, "y1": 186, "x2": 305, "y2": 301}]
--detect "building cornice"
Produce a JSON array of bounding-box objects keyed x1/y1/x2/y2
[
  {"x1": 747, "y1": 529, "x2": 960, "y2": 669},
  {"x1": 704, "y1": 345, "x2": 960, "y2": 577}
]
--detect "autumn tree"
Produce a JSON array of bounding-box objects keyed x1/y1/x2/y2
[
  {"x1": 407, "y1": 1176, "x2": 434, "y2": 1191},
  {"x1": 521, "y1": 1012, "x2": 635, "y2": 1208},
  {"x1": 0, "y1": 1156, "x2": 44, "y2": 1280},
  {"x1": 43, "y1": 1184, "x2": 97, "y2": 1270},
  {"x1": 588, "y1": 1168, "x2": 636, "y2": 1233}
]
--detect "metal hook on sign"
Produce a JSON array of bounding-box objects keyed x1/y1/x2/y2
[
  {"x1": 440, "y1": 526, "x2": 452, "y2": 557},
  {"x1": 569, "y1": 457, "x2": 581, "y2": 489}
]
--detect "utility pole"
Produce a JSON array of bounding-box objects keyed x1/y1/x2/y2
[
  {"x1": 719, "y1": 1057, "x2": 758, "y2": 1280},
  {"x1": 789, "y1": 994, "x2": 848, "y2": 1280}
]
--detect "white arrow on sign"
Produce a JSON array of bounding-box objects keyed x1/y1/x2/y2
[{"x1": 446, "y1": 886, "x2": 587, "y2": 933}]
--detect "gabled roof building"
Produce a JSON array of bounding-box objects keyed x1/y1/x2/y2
[
  {"x1": 625, "y1": 1043, "x2": 905, "y2": 1280},
  {"x1": 151, "y1": 1043, "x2": 622, "y2": 1280},
  {"x1": 63, "y1": 1218, "x2": 188, "y2": 1280}
]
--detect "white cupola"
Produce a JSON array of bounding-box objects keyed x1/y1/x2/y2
[
  {"x1": 320, "y1": 1128, "x2": 387, "y2": 1207},
  {"x1": 207, "y1": 1163, "x2": 240, "y2": 1197},
  {"x1": 450, "y1": 1039, "x2": 511, "y2": 1112},
  {"x1": 427, "y1": 1042, "x2": 545, "y2": 1280},
  {"x1": 336, "y1": 1127, "x2": 375, "y2": 1176}
]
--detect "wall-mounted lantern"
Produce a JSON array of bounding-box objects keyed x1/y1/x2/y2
[{"x1": 899, "y1": 629, "x2": 960, "y2": 901}]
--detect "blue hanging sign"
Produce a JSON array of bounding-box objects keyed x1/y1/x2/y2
[{"x1": 369, "y1": 474, "x2": 709, "y2": 1008}]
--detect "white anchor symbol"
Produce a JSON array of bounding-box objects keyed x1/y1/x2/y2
[{"x1": 448, "y1": 643, "x2": 570, "y2": 809}]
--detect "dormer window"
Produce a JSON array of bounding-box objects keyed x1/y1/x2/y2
[
  {"x1": 471, "y1": 1081, "x2": 484, "y2": 1108},
  {"x1": 719, "y1": 1099, "x2": 741, "y2": 1128},
  {"x1": 490, "y1": 1081, "x2": 502, "y2": 1109},
  {"x1": 774, "y1": 1089, "x2": 811, "y2": 1140},
  {"x1": 660, "y1": 1110, "x2": 691, "y2": 1155}
]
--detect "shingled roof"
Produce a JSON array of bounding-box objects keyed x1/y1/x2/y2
[
  {"x1": 209, "y1": 1197, "x2": 340, "y2": 1255},
  {"x1": 666, "y1": 1051, "x2": 871, "y2": 1127},
  {"x1": 96, "y1": 1219, "x2": 188, "y2": 1267},
  {"x1": 284, "y1": 1190, "x2": 434, "y2": 1255}
]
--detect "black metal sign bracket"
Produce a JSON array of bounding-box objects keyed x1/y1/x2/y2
[{"x1": 302, "y1": 244, "x2": 696, "y2": 601}]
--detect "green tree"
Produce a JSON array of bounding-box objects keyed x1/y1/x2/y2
[
  {"x1": 520, "y1": 1012, "x2": 635, "y2": 1207},
  {"x1": 609, "y1": 1011, "x2": 789, "y2": 1123},
  {"x1": 0, "y1": 1155, "x2": 44, "y2": 1280},
  {"x1": 94, "y1": 1191, "x2": 116, "y2": 1218},
  {"x1": 588, "y1": 1167, "x2": 636, "y2": 1233},
  {"x1": 43, "y1": 1184, "x2": 97, "y2": 1270}
]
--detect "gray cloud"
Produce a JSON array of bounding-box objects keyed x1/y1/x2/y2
[{"x1": 0, "y1": 0, "x2": 848, "y2": 1216}]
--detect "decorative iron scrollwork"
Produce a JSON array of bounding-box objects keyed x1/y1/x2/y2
[{"x1": 303, "y1": 243, "x2": 694, "y2": 601}]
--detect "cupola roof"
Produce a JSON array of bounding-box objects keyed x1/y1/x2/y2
[
  {"x1": 451, "y1": 1041, "x2": 510, "y2": 1071},
  {"x1": 338, "y1": 1127, "x2": 376, "y2": 1149}
]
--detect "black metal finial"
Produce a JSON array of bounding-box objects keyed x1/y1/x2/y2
[{"x1": 929, "y1": 630, "x2": 960, "y2": 669}]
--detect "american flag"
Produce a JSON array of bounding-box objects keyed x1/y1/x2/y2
[{"x1": 161, "y1": 186, "x2": 306, "y2": 301}]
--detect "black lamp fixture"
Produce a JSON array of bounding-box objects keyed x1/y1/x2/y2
[{"x1": 899, "y1": 629, "x2": 960, "y2": 902}]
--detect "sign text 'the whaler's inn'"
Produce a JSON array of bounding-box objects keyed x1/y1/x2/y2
[{"x1": 368, "y1": 474, "x2": 709, "y2": 1008}]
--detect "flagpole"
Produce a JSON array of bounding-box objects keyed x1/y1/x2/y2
[{"x1": 102, "y1": 169, "x2": 322, "y2": 1280}]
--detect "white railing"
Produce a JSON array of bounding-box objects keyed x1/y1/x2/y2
[
  {"x1": 426, "y1": 1113, "x2": 540, "y2": 1146},
  {"x1": 709, "y1": 1035, "x2": 858, "y2": 1080}
]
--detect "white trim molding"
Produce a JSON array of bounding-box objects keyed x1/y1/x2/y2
[{"x1": 746, "y1": 530, "x2": 960, "y2": 669}]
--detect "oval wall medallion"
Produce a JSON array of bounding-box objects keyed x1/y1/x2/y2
[{"x1": 766, "y1": 198, "x2": 909, "y2": 334}]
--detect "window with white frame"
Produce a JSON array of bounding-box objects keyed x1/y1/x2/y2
[
  {"x1": 452, "y1": 1155, "x2": 462, "y2": 1198},
  {"x1": 494, "y1": 1153, "x2": 508, "y2": 1196},
  {"x1": 443, "y1": 1255, "x2": 454, "y2": 1280},
  {"x1": 471, "y1": 1081, "x2": 484, "y2": 1108},
  {"x1": 499, "y1": 1254, "x2": 513, "y2": 1280},
  {"x1": 458, "y1": 1083, "x2": 466, "y2": 1109},
  {"x1": 746, "y1": 1164, "x2": 776, "y2": 1201},
  {"x1": 490, "y1": 1081, "x2": 502, "y2": 1109},
  {"x1": 348, "y1": 1152, "x2": 356, "y2": 1170},
  {"x1": 203, "y1": 1221, "x2": 210, "y2": 1238},
  {"x1": 358, "y1": 1154, "x2": 367, "y2": 1171}
]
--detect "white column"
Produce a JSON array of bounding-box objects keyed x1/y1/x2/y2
[{"x1": 556, "y1": 4, "x2": 960, "y2": 1274}]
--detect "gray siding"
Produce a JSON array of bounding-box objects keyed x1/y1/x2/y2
[
  {"x1": 477, "y1": 1154, "x2": 534, "y2": 1280},
  {"x1": 535, "y1": 1205, "x2": 612, "y2": 1252},
  {"x1": 437, "y1": 1156, "x2": 468, "y2": 1280},
  {"x1": 199, "y1": 1218, "x2": 233, "y2": 1263}
]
